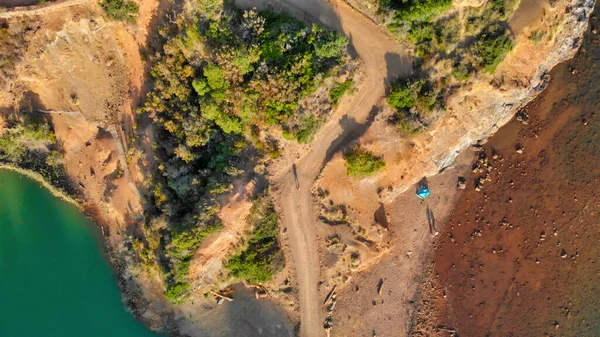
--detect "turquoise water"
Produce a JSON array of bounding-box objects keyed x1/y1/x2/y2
[{"x1": 0, "y1": 169, "x2": 162, "y2": 337}]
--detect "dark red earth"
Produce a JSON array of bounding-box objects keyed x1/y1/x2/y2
[{"x1": 432, "y1": 10, "x2": 600, "y2": 337}]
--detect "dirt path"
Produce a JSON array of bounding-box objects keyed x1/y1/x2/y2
[{"x1": 236, "y1": 0, "x2": 410, "y2": 335}]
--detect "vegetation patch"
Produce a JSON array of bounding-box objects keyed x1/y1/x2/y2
[
  {"x1": 383, "y1": 0, "x2": 452, "y2": 24},
  {"x1": 529, "y1": 30, "x2": 545, "y2": 43},
  {"x1": 374, "y1": 0, "x2": 517, "y2": 135},
  {"x1": 163, "y1": 220, "x2": 222, "y2": 304},
  {"x1": 139, "y1": 5, "x2": 348, "y2": 303},
  {"x1": 387, "y1": 77, "x2": 437, "y2": 133},
  {"x1": 100, "y1": 0, "x2": 139, "y2": 23},
  {"x1": 0, "y1": 114, "x2": 74, "y2": 197},
  {"x1": 344, "y1": 146, "x2": 385, "y2": 176},
  {"x1": 225, "y1": 195, "x2": 283, "y2": 284},
  {"x1": 470, "y1": 25, "x2": 514, "y2": 73},
  {"x1": 285, "y1": 113, "x2": 323, "y2": 144},
  {"x1": 329, "y1": 79, "x2": 354, "y2": 106}
]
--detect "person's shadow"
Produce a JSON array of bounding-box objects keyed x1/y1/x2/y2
[
  {"x1": 426, "y1": 206, "x2": 436, "y2": 234},
  {"x1": 292, "y1": 163, "x2": 300, "y2": 189}
]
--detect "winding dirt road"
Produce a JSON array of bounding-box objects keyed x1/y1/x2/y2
[{"x1": 236, "y1": 0, "x2": 411, "y2": 335}]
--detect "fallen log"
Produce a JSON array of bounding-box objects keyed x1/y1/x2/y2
[
  {"x1": 210, "y1": 291, "x2": 233, "y2": 302},
  {"x1": 323, "y1": 284, "x2": 337, "y2": 305}
]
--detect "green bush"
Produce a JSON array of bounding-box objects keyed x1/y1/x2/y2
[
  {"x1": 452, "y1": 61, "x2": 472, "y2": 82},
  {"x1": 226, "y1": 196, "x2": 283, "y2": 283},
  {"x1": 344, "y1": 147, "x2": 385, "y2": 176},
  {"x1": 529, "y1": 30, "x2": 545, "y2": 43},
  {"x1": 100, "y1": 0, "x2": 139, "y2": 23},
  {"x1": 163, "y1": 221, "x2": 222, "y2": 304},
  {"x1": 329, "y1": 79, "x2": 354, "y2": 106},
  {"x1": 387, "y1": 78, "x2": 436, "y2": 113},
  {"x1": 471, "y1": 25, "x2": 514, "y2": 73},
  {"x1": 386, "y1": 0, "x2": 452, "y2": 22},
  {"x1": 0, "y1": 118, "x2": 73, "y2": 196},
  {"x1": 291, "y1": 114, "x2": 322, "y2": 144},
  {"x1": 408, "y1": 22, "x2": 435, "y2": 44}
]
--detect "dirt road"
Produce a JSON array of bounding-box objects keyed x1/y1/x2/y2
[{"x1": 236, "y1": 0, "x2": 410, "y2": 335}]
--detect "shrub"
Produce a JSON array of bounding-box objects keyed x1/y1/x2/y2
[
  {"x1": 387, "y1": 0, "x2": 452, "y2": 22},
  {"x1": 291, "y1": 114, "x2": 322, "y2": 144},
  {"x1": 100, "y1": 0, "x2": 139, "y2": 23},
  {"x1": 408, "y1": 22, "x2": 435, "y2": 44},
  {"x1": 529, "y1": 30, "x2": 545, "y2": 43},
  {"x1": 329, "y1": 79, "x2": 354, "y2": 106},
  {"x1": 471, "y1": 25, "x2": 514, "y2": 73},
  {"x1": 226, "y1": 196, "x2": 283, "y2": 283},
  {"x1": 387, "y1": 78, "x2": 436, "y2": 113},
  {"x1": 344, "y1": 147, "x2": 385, "y2": 176},
  {"x1": 452, "y1": 61, "x2": 472, "y2": 82}
]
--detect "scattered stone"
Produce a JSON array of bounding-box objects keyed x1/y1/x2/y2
[
  {"x1": 516, "y1": 111, "x2": 529, "y2": 125},
  {"x1": 516, "y1": 145, "x2": 524, "y2": 154},
  {"x1": 457, "y1": 177, "x2": 466, "y2": 190},
  {"x1": 561, "y1": 249, "x2": 568, "y2": 258}
]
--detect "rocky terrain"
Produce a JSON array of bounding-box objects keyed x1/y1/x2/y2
[{"x1": 422, "y1": 7, "x2": 600, "y2": 335}]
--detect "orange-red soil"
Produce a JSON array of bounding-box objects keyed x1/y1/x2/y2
[{"x1": 432, "y1": 10, "x2": 600, "y2": 337}]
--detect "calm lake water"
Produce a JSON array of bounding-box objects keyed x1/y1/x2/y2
[{"x1": 0, "y1": 169, "x2": 162, "y2": 337}]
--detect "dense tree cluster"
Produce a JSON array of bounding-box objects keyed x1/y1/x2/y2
[{"x1": 139, "y1": 7, "x2": 348, "y2": 302}]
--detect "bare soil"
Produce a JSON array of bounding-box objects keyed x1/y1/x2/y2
[
  {"x1": 326, "y1": 149, "x2": 474, "y2": 337},
  {"x1": 427, "y1": 9, "x2": 600, "y2": 336}
]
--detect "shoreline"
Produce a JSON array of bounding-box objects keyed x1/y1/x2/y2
[
  {"x1": 0, "y1": 164, "x2": 177, "y2": 335},
  {"x1": 0, "y1": 164, "x2": 82, "y2": 210}
]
